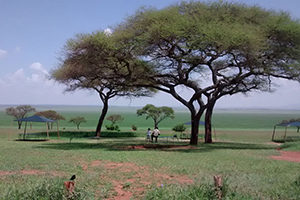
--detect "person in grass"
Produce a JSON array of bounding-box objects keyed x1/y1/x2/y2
[
  {"x1": 146, "y1": 128, "x2": 152, "y2": 143},
  {"x1": 151, "y1": 127, "x2": 160, "y2": 143}
]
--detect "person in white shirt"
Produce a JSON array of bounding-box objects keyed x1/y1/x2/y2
[{"x1": 151, "y1": 127, "x2": 160, "y2": 143}]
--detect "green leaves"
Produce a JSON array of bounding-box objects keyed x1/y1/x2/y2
[{"x1": 137, "y1": 104, "x2": 175, "y2": 127}]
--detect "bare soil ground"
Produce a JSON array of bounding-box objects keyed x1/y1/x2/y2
[
  {"x1": 82, "y1": 152, "x2": 194, "y2": 200},
  {"x1": 266, "y1": 142, "x2": 300, "y2": 162},
  {"x1": 270, "y1": 150, "x2": 300, "y2": 162}
]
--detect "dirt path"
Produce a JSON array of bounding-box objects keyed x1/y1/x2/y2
[{"x1": 270, "y1": 150, "x2": 300, "y2": 162}]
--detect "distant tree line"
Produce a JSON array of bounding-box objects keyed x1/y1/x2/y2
[{"x1": 6, "y1": 105, "x2": 87, "y2": 130}]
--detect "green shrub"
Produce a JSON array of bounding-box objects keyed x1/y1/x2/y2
[
  {"x1": 132, "y1": 125, "x2": 137, "y2": 131},
  {"x1": 172, "y1": 124, "x2": 186, "y2": 133},
  {"x1": 105, "y1": 124, "x2": 120, "y2": 131}
]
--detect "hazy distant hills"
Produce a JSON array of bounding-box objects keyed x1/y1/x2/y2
[{"x1": 0, "y1": 104, "x2": 300, "y2": 112}]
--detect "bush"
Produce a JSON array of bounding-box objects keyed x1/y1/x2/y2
[
  {"x1": 132, "y1": 125, "x2": 137, "y2": 131},
  {"x1": 172, "y1": 124, "x2": 186, "y2": 133},
  {"x1": 105, "y1": 124, "x2": 120, "y2": 131}
]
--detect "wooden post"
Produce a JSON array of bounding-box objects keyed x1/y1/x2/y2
[
  {"x1": 46, "y1": 122, "x2": 49, "y2": 140},
  {"x1": 56, "y1": 121, "x2": 60, "y2": 140},
  {"x1": 8, "y1": 121, "x2": 13, "y2": 141},
  {"x1": 284, "y1": 126, "x2": 287, "y2": 141},
  {"x1": 23, "y1": 122, "x2": 27, "y2": 140},
  {"x1": 213, "y1": 126, "x2": 217, "y2": 140},
  {"x1": 214, "y1": 175, "x2": 223, "y2": 200},
  {"x1": 272, "y1": 125, "x2": 277, "y2": 141}
]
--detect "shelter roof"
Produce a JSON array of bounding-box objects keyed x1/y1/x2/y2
[
  {"x1": 14, "y1": 115, "x2": 56, "y2": 123},
  {"x1": 276, "y1": 121, "x2": 300, "y2": 127},
  {"x1": 184, "y1": 121, "x2": 205, "y2": 125}
]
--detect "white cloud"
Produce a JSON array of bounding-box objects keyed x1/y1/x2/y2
[
  {"x1": 30, "y1": 62, "x2": 49, "y2": 75},
  {"x1": 27, "y1": 74, "x2": 40, "y2": 82},
  {"x1": 104, "y1": 28, "x2": 112, "y2": 36},
  {"x1": 0, "y1": 49, "x2": 8, "y2": 58},
  {"x1": 8, "y1": 68, "x2": 25, "y2": 82}
]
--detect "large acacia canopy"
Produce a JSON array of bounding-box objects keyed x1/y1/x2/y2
[{"x1": 112, "y1": 1, "x2": 300, "y2": 144}]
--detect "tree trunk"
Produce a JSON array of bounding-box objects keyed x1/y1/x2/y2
[
  {"x1": 154, "y1": 119, "x2": 158, "y2": 128},
  {"x1": 204, "y1": 100, "x2": 216, "y2": 143},
  {"x1": 189, "y1": 114, "x2": 201, "y2": 145},
  {"x1": 18, "y1": 121, "x2": 22, "y2": 129},
  {"x1": 95, "y1": 99, "x2": 109, "y2": 137}
]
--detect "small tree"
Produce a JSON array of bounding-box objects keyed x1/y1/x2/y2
[
  {"x1": 131, "y1": 125, "x2": 137, "y2": 131},
  {"x1": 35, "y1": 110, "x2": 65, "y2": 120},
  {"x1": 105, "y1": 114, "x2": 123, "y2": 131},
  {"x1": 106, "y1": 114, "x2": 124, "y2": 124},
  {"x1": 35, "y1": 110, "x2": 66, "y2": 129},
  {"x1": 172, "y1": 124, "x2": 187, "y2": 133},
  {"x1": 172, "y1": 123, "x2": 187, "y2": 138},
  {"x1": 137, "y1": 104, "x2": 174, "y2": 128},
  {"x1": 68, "y1": 116, "x2": 87, "y2": 129},
  {"x1": 6, "y1": 105, "x2": 36, "y2": 129}
]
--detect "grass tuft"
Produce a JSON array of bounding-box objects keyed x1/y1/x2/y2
[{"x1": 2, "y1": 178, "x2": 92, "y2": 200}]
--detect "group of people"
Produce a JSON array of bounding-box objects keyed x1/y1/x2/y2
[{"x1": 146, "y1": 127, "x2": 160, "y2": 143}]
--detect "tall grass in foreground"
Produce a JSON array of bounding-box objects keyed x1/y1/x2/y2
[
  {"x1": 144, "y1": 176, "x2": 300, "y2": 200},
  {"x1": 2, "y1": 178, "x2": 92, "y2": 200},
  {"x1": 3, "y1": 174, "x2": 300, "y2": 199}
]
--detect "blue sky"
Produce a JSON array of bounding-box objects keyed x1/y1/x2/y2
[{"x1": 1, "y1": 0, "x2": 300, "y2": 109}]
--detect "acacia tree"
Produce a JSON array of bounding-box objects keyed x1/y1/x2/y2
[
  {"x1": 51, "y1": 31, "x2": 154, "y2": 137},
  {"x1": 35, "y1": 110, "x2": 65, "y2": 120},
  {"x1": 35, "y1": 110, "x2": 66, "y2": 129},
  {"x1": 106, "y1": 114, "x2": 124, "y2": 124},
  {"x1": 6, "y1": 105, "x2": 36, "y2": 129},
  {"x1": 68, "y1": 116, "x2": 86, "y2": 129},
  {"x1": 137, "y1": 104, "x2": 175, "y2": 128},
  {"x1": 113, "y1": 1, "x2": 300, "y2": 144}
]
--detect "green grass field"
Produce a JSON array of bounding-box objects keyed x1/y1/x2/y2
[{"x1": 0, "y1": 105, "x2": 300, "y2": 199}]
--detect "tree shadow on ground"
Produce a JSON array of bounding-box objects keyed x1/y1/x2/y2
[
  {"x1": 48, "y1": 131, "x2": 142, "y2": 138},
  {"x1": 33, "y1": 139, "x2": 277, "y2": 152},
  {"x1": 15, "y1": 139, "x2": 48, "y2": 142}
]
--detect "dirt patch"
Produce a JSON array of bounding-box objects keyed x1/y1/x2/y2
[
  {"x1": 0, "y1": 157, "x2": 193, "y2": 199},
  {"x1": 270, "y1": 150, "x2": 300, "y2": 162},
  {"x1": 87, "y1": 160, "x2": 194, "y2": 199},
  {"x1": 76, "y1": 158, "x2": 194, "y2": 199}
]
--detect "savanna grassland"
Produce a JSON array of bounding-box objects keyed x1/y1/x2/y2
[{"x1": 0, "y1": 105, "x2": 300, "y2": 199}]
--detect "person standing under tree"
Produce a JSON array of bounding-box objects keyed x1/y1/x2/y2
[
  {"x1": 151, "y1": 127, "x2": 160, "y2": 143},
  {"x1": 146, "y1": 128, "x2": 152, "y2": 143}
]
